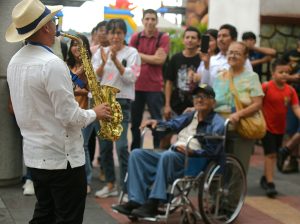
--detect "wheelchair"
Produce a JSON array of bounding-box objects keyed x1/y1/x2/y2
[{"x1": 115, "y1": 119, "x2": 247, "y2": 224}]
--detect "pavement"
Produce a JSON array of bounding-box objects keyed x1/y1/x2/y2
[{"x1": 1, "y1": 141, "x2": 300, "y2": 224}]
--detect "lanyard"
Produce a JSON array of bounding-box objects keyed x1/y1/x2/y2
[{"x1": 27, "y1": 41, "x2": 53, "y2": 53}]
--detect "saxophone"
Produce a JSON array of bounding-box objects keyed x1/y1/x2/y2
[{"x1": 61, "y1": 32, "x2": 123, "y2": 141}]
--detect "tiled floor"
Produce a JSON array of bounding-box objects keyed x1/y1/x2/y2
[{"x1": 1, "y1": 131, "x2": 300, "y2": 223}]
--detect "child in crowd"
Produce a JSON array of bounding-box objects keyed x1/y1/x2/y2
[{"x1": 261, "y1": 58, "x2": 300, "y2": 197}]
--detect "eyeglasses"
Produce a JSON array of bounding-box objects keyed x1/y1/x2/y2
[
  {"x1": 227, "y1": 51, "x2": 243, "y2": 57},
  {"x1": 51, "y1": 16, "x2": 59, "y2": 26},
  {"x1": 193, "y1": 94, "x2": 212, "y2": 100}
]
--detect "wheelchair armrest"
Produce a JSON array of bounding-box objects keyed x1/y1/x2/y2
[
  {"x1": 145, "y1": 124, "x2": 168, "y2": 131},
  {"x1": 140, "y1": 125, "x2": 171, "y2": 148},
  {"x1": 193, "y1": 133, "x2": 225, "y2": 141},
  {"x1": 184, "y1": 130, "x2": 226, "y2": 170}
]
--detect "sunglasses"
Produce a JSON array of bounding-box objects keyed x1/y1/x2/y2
[{"x1": 51, "y1": 16, "x2": 59, "y2": 26}]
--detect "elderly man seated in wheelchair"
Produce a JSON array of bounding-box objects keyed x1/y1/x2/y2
[{"x1": 112, "y1": 84, "x2": 225, "y2": 219}]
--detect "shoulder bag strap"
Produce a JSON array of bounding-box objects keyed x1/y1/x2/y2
[{"x1": 228, "y1": 70, "x2": 244, "y2": 111}]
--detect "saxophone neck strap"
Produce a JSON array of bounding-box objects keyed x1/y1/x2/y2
[{"x1": 27, "y1": 41, "x2": 53, "y2": 53}]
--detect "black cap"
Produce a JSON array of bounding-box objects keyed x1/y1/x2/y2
[{"x1": 193, "y1": 84, "x2": 215, "y2": 98}]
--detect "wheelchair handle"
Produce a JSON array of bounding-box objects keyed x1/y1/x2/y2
[{"x1": 140, "y1": 125, "x2": 168, "y2": 147}]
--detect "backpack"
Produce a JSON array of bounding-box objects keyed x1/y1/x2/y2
[{"x1": 135, "y1": 32, "x2": 169, "y2": 80}]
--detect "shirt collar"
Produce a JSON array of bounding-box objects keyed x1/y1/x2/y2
[
  {"x1": 140, "y1": 29, "x2": 159, "y2": 38},
  {"x1": 198, "y1": 110, "x2": 215, "y2": 125},
  {"x1": 216, "y1": 52, "x2": 228, "y2": 60}
]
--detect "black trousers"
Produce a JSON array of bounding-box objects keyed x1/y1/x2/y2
[{"x1": 28, "y1": 164, "x2": 86, "y2": 224}]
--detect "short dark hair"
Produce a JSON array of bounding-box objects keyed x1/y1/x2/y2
[
  {"x1": 183, "y1": 26, "x2": 201, "y2": 40},
  {"x1": 91, "y1": 27, "x2": 97, "y2": 35},
  {"x1": 242, "y1": 31, "x2": 256, "y2": 41},
  {"x1": 106, "y1": 19, "x2": 127, "y2": 35},
  {"x1": 143, "y1": 9, "x2": 157, "y2": 19},
  {"x1": 219, "y1": 24, "x2": 238, "y2": 40},
  {"x1": 271, "y1": 58, "x2": 288, "y2": 72},
  {"x1": 96, "y1": 20, "x2": 108, "y2": 30}
]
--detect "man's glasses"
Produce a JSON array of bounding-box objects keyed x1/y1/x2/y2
[
  {"x1": 193, "y1": 94, "x2": 212, "y2": 100},
  {"x1": 227, "y1": 51, "x2": 243, "y2": 57},
  {"x1": 51, "y1": 16, "x2": 59, "y2": 26}
]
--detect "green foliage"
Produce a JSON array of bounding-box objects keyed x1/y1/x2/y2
[
  {"x1": 169, "y1": 30, "x2": 184, "y2": 56},
  {"x1": 196, "y1": 23, "x2": 208, "y2": 34},
  {"x1": 168, "y1": 23, "x2": 208, "y2": 57}
]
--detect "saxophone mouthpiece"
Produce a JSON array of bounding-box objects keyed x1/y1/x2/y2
[{"x1": 56, "y1": 30, "x2": 61, "y2": 37}]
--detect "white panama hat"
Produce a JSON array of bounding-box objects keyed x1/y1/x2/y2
[{"x1": 5, "y1": 0, "x2": 63, "y2": 42}]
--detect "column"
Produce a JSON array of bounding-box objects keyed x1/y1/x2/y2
[{"x1": 0, "y1": 0, "x2": 23, "y2": 186}]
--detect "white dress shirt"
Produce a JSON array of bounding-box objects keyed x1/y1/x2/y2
[
  {"x1": 7, "y1": 44, "x2": 96, "y2": 170},
  {"x1": 197, "y1": 52, "x2": 253, "y2": 86}
]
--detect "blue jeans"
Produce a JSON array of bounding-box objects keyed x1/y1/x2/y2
[
  {"x1": 130, "y1": 91, "x2": 163, "y2": 150},
  {"x1": 99, "y1": 99, "x2": 131, "y2": 188},
  {"x1": 127, "y1": 149, "x2": 185, "y2": 204},
  {"x1": 82, "y1": 120, "x2": 100, "y2": 185}
]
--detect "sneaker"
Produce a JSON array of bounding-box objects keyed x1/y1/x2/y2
[
  {"x1": 260, "y1": 176, "x2": 268, "y2": 190},
  {"x1": 112, "y1": 201, "x2": 141, "y2": 216},
  {"x1": 23, "y1": 179, "x2": 35, "y2": 196},
  {"x1": 266, "y1": 182, "x2": 278, "y2": 198},
  {"x1": 277, "y1": 147, "x2": 290, "y2": 172},
  {"x1": 282, "y1": 157, "x2": 299, "y2": 173},
  {"x1": 131, "y1": 199, "x2": 159, "y2": 218},
  {"x1": 95, "y1": 186, "x2": 118, "y2": 198}
]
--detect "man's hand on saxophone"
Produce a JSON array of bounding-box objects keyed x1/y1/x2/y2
[{"x1": 93, "y1": 103, "x2": 112, "y2": 121}]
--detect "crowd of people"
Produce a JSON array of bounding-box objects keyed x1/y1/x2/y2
[{"x1": 5, "y1": 0, "x2": 300, "y2": 223}]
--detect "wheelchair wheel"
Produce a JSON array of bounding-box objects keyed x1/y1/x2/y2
[
  {"x1": 180, "y1": 209, "x2": 197, "y2": 224},
  {"x1": 198, "y1": 155, "x2": 247, "y2": 224}
]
